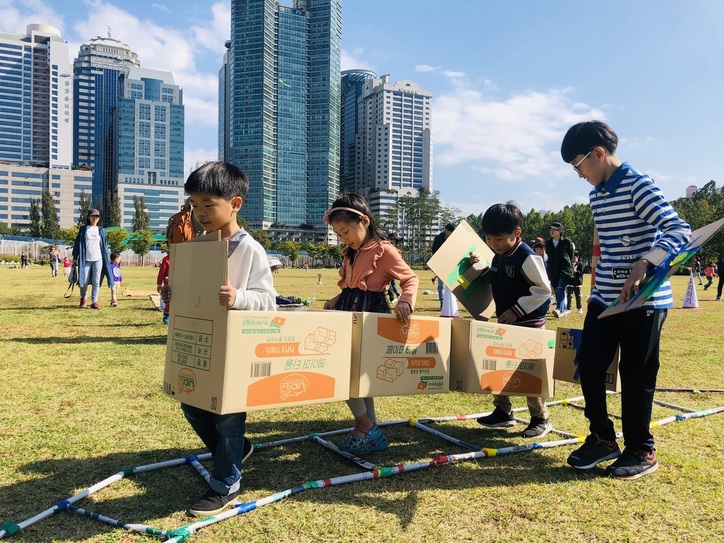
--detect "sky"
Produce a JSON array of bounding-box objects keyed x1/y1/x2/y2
[{"x1": 3, "y1": 0, "x2": 724, "y2": 218}]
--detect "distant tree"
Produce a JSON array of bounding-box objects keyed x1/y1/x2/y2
[
  {"x1": 127, "y1": 230, "x2": 154, "y2": 265},
  {"x1": 326, "y1": 244, "x2": 343, "y2": 266},
  {"x1": 305, "y1": 242, "x2": 327, "y2": 265},
  {"x1": 0, "y1": 223, "x2": 11, "y2": 235},
  {"x1": 250, "y1": 229, "x2": 271, "y2": 250},
  {"x1": 236, "y1": 214, "x2": 249, "y2": 231},
  {"x1": 106, "y1": 228, "x2": 129, "y2": 255},
  {"x1": 107, "y1": 191, "x2": 122, "y2": 227},
  {"x1": 58, "y1": 226, "x2": 78, "y2": 245},
  {"x1": 464, "y1": 213, "x2": 484, "y2": 237},
  {"x1": 28, "y1": 198, "x2": 42, "y2": 237},
  {"x1": 275, "y1": 241, "x2": 300, "y2": 264},
  {"x1": 77, "y1": 190, "x2": 92, "y2": 227},
  {"x1": 40, "y1": 190, "x2": 60, "y2": 239},
  {"x1": 132, "y1": 195, "x2": 150, "y2": 232}
]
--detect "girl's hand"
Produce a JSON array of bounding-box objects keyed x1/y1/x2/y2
[
  {"x1": 394, "y1": 300, "x2": 412, "y2": 323},
  {"x1": 323, "y1": 299, "x2": 335, "y2": 310},
  {"x1": 497, "y1": 308, "x2": 518, "y2": 324},
  {"x1": 219, "y1": 280, "x2": 237, "y2": 307}
]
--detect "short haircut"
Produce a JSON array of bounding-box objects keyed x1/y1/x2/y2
[
  {"x1": 110, "y1": 252, "x2": 119, "y2": 261},
  {"x1": 184, "y1": 161, "x2": 248, "y2": 200},
  {"x1": 444, "y1": 223, "x2": 456, "y2": 233},
  {"x1": 561, "y1": 120, "x2": 619, "y2": 163},
  {"x1": 482, "y1": 202, "x2": 523, "y2": 236}
]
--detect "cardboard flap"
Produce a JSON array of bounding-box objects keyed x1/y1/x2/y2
[
  {"x1": 169, "y1": 240, "x2": 229, "y2": 314},
  {"x1": 427, "y1": 220, "x2": 496, "y2": 320}
]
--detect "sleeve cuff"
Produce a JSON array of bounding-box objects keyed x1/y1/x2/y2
[{"x1": 641, "y1": 247, "x2": 669, "y2": 267}]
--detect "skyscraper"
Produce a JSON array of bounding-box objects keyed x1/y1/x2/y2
[
  {"x1": 222, "y1": 0, "x2": 342, "y2": 230},
  {"x1": 0, "y1": 24, "x2": 73, "y2": 168},
  {"x1": 340, "y1": 69, "x2": 377, "y2": 194},
  {"x1": 73, "y1": 34, "x2": 140, "y2": 214},
  {"x1": 115, "y1": 67, "x2": 185, "y2": 232}
]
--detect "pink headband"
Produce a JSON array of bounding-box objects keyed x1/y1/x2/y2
[{"x1": 323, "y1": 206, "x2": 366, "y2": 225}]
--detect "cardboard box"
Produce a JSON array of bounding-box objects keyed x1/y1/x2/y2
[
  {"x1": 163, "y1": 239, "x2": 352, "y2": 414},
  {"x1": 554, "y1": 328, "x2": 620, "y2": 392},
  {"x1": 450, "y1": 320, "x2": 555, "y2": 398},
  {"x1": 350, "y1": 312, "x2": 451, "y2": 398},
  {"x1": 426, "y1": 220, "x2": 496, "y2": 321}
]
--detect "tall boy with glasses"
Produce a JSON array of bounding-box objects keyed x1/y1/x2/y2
[{"x1": 560, "y1": 121, "x2": 690, "y2": 479}]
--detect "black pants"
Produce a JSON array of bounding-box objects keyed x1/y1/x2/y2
[{"x1": 578, "y1": 303, "x2": 667, "y2": 452}]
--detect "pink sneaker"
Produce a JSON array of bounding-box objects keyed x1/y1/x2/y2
[
  {"x1": 91, "y1": 302, "x2": 100, "y2": 310},
  {"x1": 79, "y1": 298, "x2": 87, "y2": 309}
]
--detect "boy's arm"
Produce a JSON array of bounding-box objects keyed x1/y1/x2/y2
[{"x1": 228, "y1": 241, "x2": 276, "y2": 310}]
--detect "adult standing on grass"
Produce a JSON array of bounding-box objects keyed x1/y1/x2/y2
[
  {"x1": 716, "y1": 255, "x2": 724, "y2": 301},
  {"x1": 545, "y1": 222, "x2": 575, "y2": 318},
  {"x1": 430, "y1": 223, "x2": 455, "y2": 309},
  {"x1": 48, "y1": 245, "x2": 60, "y2": 277},
  {"x1": 72, "y1": 209, "x2": 114, "y2": 309},
  {"x1": 561, "y1": 120, "x2": 690, "y2": 479}
]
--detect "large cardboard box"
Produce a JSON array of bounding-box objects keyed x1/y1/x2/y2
[
  {"x1": 450, "y1": 320, "x2": 555, "y2": 398},
  {"x1": 163, "y1": 239, "x2": 353, "y2": 414},
  {"x1": 350, "y1": 312, "x2": 451, "y2": 398},
  {"x1": 554, "y1": 328, "x2": 620, "y2": 392}
]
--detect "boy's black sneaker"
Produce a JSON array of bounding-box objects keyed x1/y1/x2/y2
[
  {"x1": 606, "y1": 448, "x2": 659, "y2": 480},
  {"x1": 567, "y1": 433, "x2": 621, "y2": 470},
  {"x1": 521, "y1": 417, "x2": 552, "y2": 438},
  {"x1": 477, "y1": 407, "x2": 516, "y2": 428},
  {"x1": 188, "y1": 488, "x2": 240, "y2": 517}
]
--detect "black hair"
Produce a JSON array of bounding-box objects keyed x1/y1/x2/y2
[
  {"x1": 110, "y1": 252, "x2": 120, "y2": 261},
  {"x1": 481, "y1": 202, "x2": 523, "y2": 236},
  {"x1": 184, "y1": 161, "x2": 248, "y2": 200},
  {"x1": 444, "y1": 223, "x2": 456, "y2": 233},
  {"x1": 560, "y1": 120, "x2": 619, "y2": 163},
  {"x1": 328, "y1": 193, "x2": 385, "y2": 262}
]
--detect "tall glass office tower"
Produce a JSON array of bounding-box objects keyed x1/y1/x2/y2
[
  {"x1": 340, "y1": 69, "x2": 377, "y2": 194},
  {"x1": 73, "y1": 34, "x2": 140, "y2": 212},
  {"x1": 223, "y1": 0, "x2": 341, "y2": 229}
]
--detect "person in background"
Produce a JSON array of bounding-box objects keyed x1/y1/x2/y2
[
  {"x1": 110, "y1": 252, "x2": 122, "y2": 307},
  {"x1": 323, "y1": 193, "x2": 418, "y2": 456},
  {"x1": 702, "y1": 262, "x2": 717, "y2": 290},
  {"x1": 62, "y1": 256, "x2": 72, "y2": 278},
  {"x1": 545, "y1": 222, "x2": 575, "y2": 318},
  {"x1": 560, "y1": 120, "x2": 690, "y2": 479},
  {"x1": 72, "y1": 209, "x2": 114, "y2": 309},
  {"x1": 716, "y1": 254, "x2": 724, "y2": 301},
  {"x1": 157, "y1": 253, "x2": 170, "y2": 324},
  {"x1": 430, "y1": 223, "x2": 456, "y2": 309},
  {"x1": 567, "y1": 251, "x2": 584, "y2": 313},
  {"x1": 49, "y1": 245, "x2": 60, "y2": 277}
]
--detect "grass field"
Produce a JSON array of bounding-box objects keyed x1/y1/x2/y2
[{"x1": 0, "y1": 265, "x2": 723, "y2": 543}]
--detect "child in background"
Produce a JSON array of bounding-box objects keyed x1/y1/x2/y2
[
  {"x1": 702, "y1": 262, "x2": 717, "y2": 290},
  {"x1": 110, "y1": 253, "x2": 122, "y2": 307},
  {"x1": 323, "y1": 193, "x2": 419, "y2": 456},
  {"x1": 62, "y1": 256, "x2": 72, "y2": 278},
  {"x1": 162, "y1": 161, "x2": 276, "y2": 516},
  {"x1": 473, "y1": 202, "x2": 553, "y2": 438},
  {"x1": 157, "y1": 254, "x2": 170, "y2": 324},
  {"x1": 567, "y1": 251, "x2": 584, "y2": 313}
]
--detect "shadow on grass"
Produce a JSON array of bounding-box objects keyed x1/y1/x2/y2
[
  {"x1": 2, "y1": 418, "x2": 594, "y2": 541},
  {"x1": 5, "y1": 335, "x2": 167, "y2": 345}
]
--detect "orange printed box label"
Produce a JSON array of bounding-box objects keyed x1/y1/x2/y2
[
  {"x1": 406, "y1": 357, "x2": 437, "y2": 369},
  {"x1": 376, "y1": 318, "x2": 439, "y2": 344},
  {"x1": 246, "y1": 372, "x2": 336, "y2": 407},
  {"x1": 255, "y1": 342, "x2": 301, "y2": 357},
  {"x1": 480, "y1": 370, "x2": 543, "y2": 395}
]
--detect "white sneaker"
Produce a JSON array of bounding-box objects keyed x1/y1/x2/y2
[
  {"x1": 578, "y1": 308, "x2": 583, "y2": 313},
  {"x1": 553, "y1": 309, "x2": 569, "y2": 318}
]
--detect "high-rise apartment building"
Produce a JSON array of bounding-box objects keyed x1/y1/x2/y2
[
  {"x1": 0, "y1": 24, "x2": 73, "y2": 168},
  {"x1": 340, "y1": 69, "x2": 377, "y2": 194},
  {"x1": 73, "y1": 34, "x2": 140, "y2": 214},
  {"x1": 222, "y1": 0, "x2": 342, "y2": 230},
  {"x1": 354, "y1": 76, "x2": 433, "y2": 221},
  {"x1": 115, "y1": 67, "x2": 185, "y2": 232}
]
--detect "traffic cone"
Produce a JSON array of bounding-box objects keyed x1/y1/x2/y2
[{"x1": 683, "y1": 272, "x2": 699, "y2": 309}]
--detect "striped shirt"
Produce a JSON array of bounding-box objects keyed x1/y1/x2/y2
[{"x1": 590, "y1": 162, "x2": 690, "y2": 309}]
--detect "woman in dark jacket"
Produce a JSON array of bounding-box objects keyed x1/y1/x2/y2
[
  {"x1": 72, "y1": 209, "x2": 114, "y2": 309},
  {"x1": 545, "y1": 222, "x2": 575, "y2": 317}
]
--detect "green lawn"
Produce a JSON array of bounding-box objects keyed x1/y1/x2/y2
[{"x1": 0, "y1": 265, "x2": 722, "y2": 543}]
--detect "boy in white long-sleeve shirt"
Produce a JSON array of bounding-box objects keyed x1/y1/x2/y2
[{"x1": 163, "y1": 161, "x2": 276, "y2": 516}]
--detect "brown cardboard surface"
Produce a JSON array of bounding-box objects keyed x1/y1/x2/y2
[
  {"x1": 553, "y1": 327, "x2": 620, "y2": 392},
  {"x1": 450, "y1": 319, "x2": 555, "y2": 398},
  {"x1": 426, "y1": 220, "x2": 496, "y2": 321},
  {"x1": 163, "y1": 241, "x2": 352, "y2": 414},
  {"x1": 350, "y1": 312, "x2": 451, "y2": 398}
]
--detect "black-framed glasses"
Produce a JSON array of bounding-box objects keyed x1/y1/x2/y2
[{"x1": 572, "y1": 149, "x2": 593, "y2": 173}]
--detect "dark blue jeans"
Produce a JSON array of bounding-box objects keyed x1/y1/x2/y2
[
  {"x1": 578, "y1": 303, "x2": 667, "y2": 452},
  {"x1": 181, "y1": 403, "x2": 246, "y2": 495}
]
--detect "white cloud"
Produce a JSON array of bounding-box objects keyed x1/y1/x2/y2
[
  {"x1": 341, "y1": 47, "x2": 375, "y2": 72},
  {"x1": 433, "y1": 78, "x2": 605, "y2": 182},
  {"x1": 0, "y1": 0, "x2": 64, "y2": 33},
  {"x1": 183, "y1": 146, "x2": 218, "y2": 176},
  {"x1": 415, "y1": 64, "x2": 439, "y2": 72}
]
